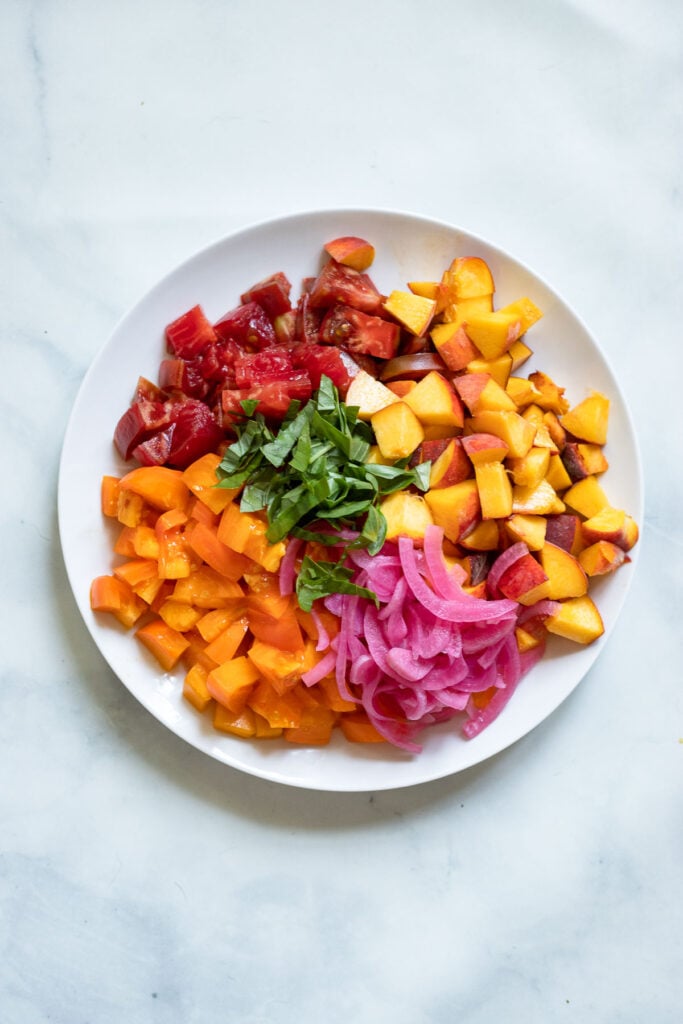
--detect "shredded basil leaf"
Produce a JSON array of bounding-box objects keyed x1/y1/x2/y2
[
  {"x1": 215, "y1": 375, "x2": 432, "y2": 608},
  {"x1": 295, "y1": 556, "x2": 379, "y2": 613}
]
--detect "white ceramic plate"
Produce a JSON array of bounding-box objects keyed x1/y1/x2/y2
[{"x1": 58, "y1": 209, "x2": 643, "y2": 792}]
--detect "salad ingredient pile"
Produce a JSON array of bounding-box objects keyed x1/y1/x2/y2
[{"x1": 90, "y1": 233, "x2": 639, "y2": 752}]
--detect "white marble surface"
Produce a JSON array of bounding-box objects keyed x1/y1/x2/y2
[{"x1": 2, "y1": 1, "x2": 681, "y2": 1021}]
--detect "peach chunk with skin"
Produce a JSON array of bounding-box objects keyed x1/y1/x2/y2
[
  {"x1": 424, "y1": 480, "x2": 481, "y2": 544},
  {"x1": 561, "y1": 442, "x2": 609, "y2": 482},
  {"x1": 497, "y1": 552, "x2": 549, "y2": 604},
  {"x1": 446, "y1": 257, "x2": 495, "y2": 301},
  {"x1": 578, "y1": 540, "x2": 627, "y2": 576},
  {"x1": 429, "y1": 438, "x2": 473, "y2": 488},
  {"x1": 463, "y1": 311, "x2": 523, "y2": 360},
  {"x1": 581, "y1": 506, "x2": 639, "y2": 552},
  {"x1": 460, "y1": 432, "x2": 510, "y2": 466},
  {"x1": 466, "y1": 411, "x2": 536, "y2": 459},
  {"x1": 370, "y1": 401, "x2": 424, "y2": 460},
  {"x1": 323, "y1": 236, "x2": 375, "y2": 271},
  {"x1": 545, "y1": 452, "x2": 573, "y2": 493},
  {"x1": 544, "y1": 513, "x2": 584, "y2": 557},
  {"x1": 538, "y1": 542, "x2": 588, "y2": 600},
  {"x1": 430, "y1": 322, "x2": 479, "y2": 371},
  {"x1": 402, "y1": 371, "x2": 464, "y2": 427},
  {"x1": 454, "y1": 372, "x2": 517, "y2": 415},
  {"x1": 546, "y1": 595, "x2": 605, "y2": 644}
]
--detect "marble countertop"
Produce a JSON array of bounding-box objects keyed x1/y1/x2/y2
[{"x1": 2, "y1": 2, "x2": 681, "y2": 1021}]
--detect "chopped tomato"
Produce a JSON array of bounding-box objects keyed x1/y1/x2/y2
[
  {"x1": 213, "y1": 302, "x2": 276, "y2": 349},
  {"x1": 234, "y1": 347, "x2": 295, "y2": 387},
  {"x1": 166, "y1": 305, "x2": 217, "y2": 359},
  {"x1": 290, "y1": 342, "x2": 356, "y2": 395},
  {"x1": 319, "y1": 304, "x2": 400, "y2": 360},
  {"x1": 240, "y1": 272, "x2": 292, "y2": 319},
  {"x1": 308, "y1": 261, "x2": 385, "y2": 315}
]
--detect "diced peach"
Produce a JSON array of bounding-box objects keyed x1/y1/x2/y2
[
  {"x1": 371, "y1": 401, "x2": 425, "y2": 459},
  {"x1": 460, "y1": 432, "x2": 510, "y2": 466},
  {"x1": 454, "y1": 373, "x2": 517, "y2": 414},
  {"x1": 562, "y1": 475, "x2": 610, "y2": 519},
  {"x1": 562, "y1": 442, "x2": 609, "y2": 481},
  {"x1": 497, "y1": 552, "x2": 549, "y2": 604},
  {"x1": 463, "y1": 311, "x2": 523, "y2": 360},
  {"x1": 546, "y1": 595, "x2": 604, "y2": 644},
  {"x1": 581, "y1": 506, "x2": 639, "y2": 552},
  {"x1": 578, "y1": 540, "x2": 627, "y2": 576},
  {"x1": 411, "y1": 438, "x2": 453, "y2": 466},
  {"x1": 496, "y1": 297, "x2": 543, "y2": 333},
  {"x1": 545, "y1": 453, "x2": 573, "y2": 493},
  {"x1": 521, "y1": 403, "x2": 544, "y2": 427},
  {"x1": 475, "y1": 461, "x2": 513, "y2": 520},
  {"x1": 408, "y1": 280, "x2": 440, "y2": 300},
  {"x1": 544, "y1": 513, "x2": 584, "y2": 556},
  {"x1": 515, "y1": 621, "x2": 547, "y2": 653},
  {"x1": 505, "y1": 514, "x2": 547, "y2": 551},
  {"x1": 538, "y1": 542, "x2": 588, "y2": 600},
  {"x1": 508, "y1": 338, "x2": 533, "y2": 372},
  {"x1": 507, "y1": 447, "x2": 551, "y2": 488},
  {"x1": 466, "y1": 354, "x2": 513, "y2": 388},
  {"x1": 560, "y1": 391, "x2": 610, "y2": 445},
  {"x1": 532, "y1": 422, "x2": 559, "y2": 452},
  {"x1": 512, "y1": 478, "x2": 564, "y2": 515},
  {"x1": 345, "y1": 369, "x2": 400, "y2": 420},
  {"x1": 381, "y1": 491, "x2": 434, "y2": 542},
  {"x1": 528, "y1": 371, "x2": 570, "y2": 415},
  {"x1": 402, "y1": 371, "x2": 464, "y2": 428},
  {"x1": 459, "y1": 520, "x2": 501, "y2": 551},
  {"x1": 425, "y1": 480, "x2": 481, "y2": 543},
  {"x1": 430, "y1": 322, "x2": 479, "y2": 371},
  {"x1": 386, "y1": 379, "x2": 417, "y2": 398},
  {"x1": 466, "y1": 411, "x2": 536, "y2": 459},
  {"x1": 323, "y1": 235, "x2": 375, "y2": 271},
  {"x1": 446, "y1": 256, "x2": 494, "y2": 300},
  {"x1": 429, "y1": 438, "x2": 473, "y2": 488},
  {"x1": 383, "y1": 290, "x2": 436, "y2": 336},
  {"x1": 421, "y1": 423, "x2": 461, "y2": 441},
  {"x1": 505, "y1": 376, "x2": 542, "y2": 408}
]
